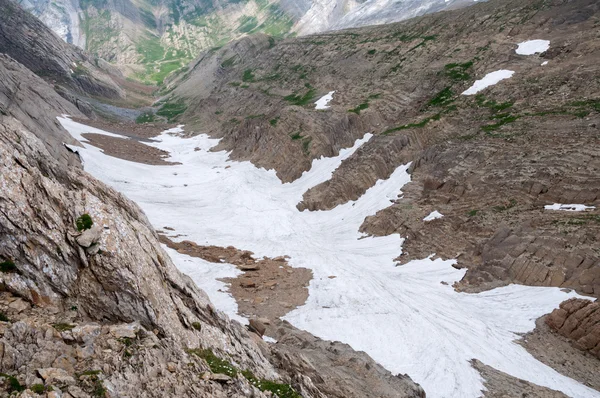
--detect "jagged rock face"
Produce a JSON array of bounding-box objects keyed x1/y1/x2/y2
[
  {"x1": 0, "y1": 115, "x2": 279, "y2": 379},
  {"x1": 546, "y1": 299, "x2": 600, "y2": 359},
  {"x1": 0, "y1": 54, "x2": 84, "y2": 171},
  {"x1": 0, "y1": 0, "x2": 122, "y2": 99},
  {"x1": 16, "y1": 0, "x2": 84, "y2": 47}
]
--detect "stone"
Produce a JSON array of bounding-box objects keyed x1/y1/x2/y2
[
  {"x1": 239, "y1": 264, "x2": 260, "y2": 271},
  {"x1": 71, "y1": 324, "x2": 101, "y2": 344},
  {"x1": 37, "y1": 368, "x2": 76, "y2": 386},
  {"x1": 76, "y1": 225, "x2": 102, "y2": 248},
  {"x1": 248, "y1": 319, "x2": 266, "y2": 337},
  {"x1": 167, "y1": 362, "x2": 177, "y2": 373},
  {"x1": 209, "y1": 374, "x2": 232, "y2": 383},
  {"x1": 8, "y1": 298, "x2": 31, "y2": 313},
  {"x1": 108, "y1": 323, "x2": 140, "y2": 339}
]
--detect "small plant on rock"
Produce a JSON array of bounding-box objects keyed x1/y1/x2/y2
[
  {"x1": 0, "y1": 259, "x2": 17, "y2": 273},
  {"x1": 76, "y1": 214, "x2": 93, "y2": 231}
]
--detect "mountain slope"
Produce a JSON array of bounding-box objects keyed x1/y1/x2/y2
[{"x1": 18, "y1": 0, "x2": 476, "y2": 84}]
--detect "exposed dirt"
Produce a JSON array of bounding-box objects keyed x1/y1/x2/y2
[
  {"x1": 72, "y1": 116, "x2": 172, "y2": 139},
  {"x1": 519, "y1": 315, "x2": 600, "y2": 392},
  {"x1": 471, "y1": 359, "x2": 568, "y2": 398},
  {"x1": 80, "y1": 133, "x2": 177, "y2": 165},
  {"x1": 158, "y1": 234, "x2": 312, "y2": 323}
]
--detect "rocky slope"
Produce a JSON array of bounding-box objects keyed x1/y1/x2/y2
[
  {"x1": 0, "y1": 20, "x2": 425, "y2": 398},
  {"x1": 166, "y1": 0, "x2": 599, "y2": 296},
  {"x1": 18, "y1": 0, "x2": 477, "y2": 84}
]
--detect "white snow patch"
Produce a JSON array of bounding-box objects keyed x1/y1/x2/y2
[
  {"x1": 315, "y1": 91, "x2": 335, "y2": 110},
  {"x1": 544, "y1": 204, "x2": 596, "y2": 212},
  {"x1": 541, "y1": 61, "x2": 549, "y2": 66},
  {"x1": 423, "y1": 210, "x2": 444, "y2": 221},
  {"x1": 263, "y1": 336, "x2": 277, "y2": 343},
  {"x1": 516, "y1": 40, "x2": 550, "y2": 55},
  {"x1": 59, "y1": 116, "x2": 599, "y2": 398},
  {"x1": 462, "y1": 70, "x2": 515, "y2": 95}
]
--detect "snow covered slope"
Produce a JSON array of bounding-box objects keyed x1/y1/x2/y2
[{"x1": 61, "y1": 116, "x2": 598, "y2": 398}]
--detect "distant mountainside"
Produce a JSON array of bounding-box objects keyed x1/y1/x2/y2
[{"x1": 17, "y1": 0, "x2": 473, "y2": 84}]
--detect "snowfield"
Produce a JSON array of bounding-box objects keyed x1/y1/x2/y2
[
  {"x1": 423, "y1": 210, "x2": 444, "y2": 221},
  {"x1": 516, "y1": 39, "x2": 550, "y2": 55},
  {"x1": 462, "y1": 70, "x2": 515, "y2": 95},
  {"x1": 60, "y1": 117, "x2": 598, "y2": 398},
  {"x1": 544, "y1": 203, "x2": 596, "y2": 212},
  {"x1": 315, "y1": 91, "x2": 335, "y2": 109}
]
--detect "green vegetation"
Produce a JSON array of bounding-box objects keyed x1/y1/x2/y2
[
  {"x1": 157, "y1": 101, "x2": 187, "y2": 121},
  {"x1": 136, "y1": 112, "x2": 156, "y2": 124},
  {"x1": 221, "y1": 56, "x2": 237, "y2": 68},
  {"x1": 367, "y1": 49, "x2": 376, "y2": 55},
  {"x1": 192, "y1": 322, "x2": 202, "y2": 331},
  {"x1": 76, "y1": 214, "x2": 94, "y2": 231},
  {"x1": 467, "y1": 209, "x2": 479, "y2": 217},
  {"x1": 348, "y1": 94, "x2": 381, "y2": 115},
  {"x1": 31, "y1": 384, "x2": 46, "y2": 394},
  {"x1": 0, "y1": 312, "x2": 9, "y2": 322},
  {"x1": 238, "y1": 15, "x2": 258, "y2": 33},
  {"x1": 428, "y1": 87, "x2": 455, "y2": 107},
  {"x1": 269, "y1": 117, "x2": 280, "y2": 126},
  {"x1": 382, "y1": 113, "x2": 441, "y2": 135},
  {"x1": 284, "y1": 89, "x2": 317, "y2": 106},
  {"x1": 302, "y1": 137, "x2": 312, "y2": 155},
  {"x1": 53, "y1": 323, "x2": 75, "y2": 332},
  {"x1": 242, "y1": 370, "x2": 301, "y2": 398},
  {"x1": 444, "y1": 61, "x2": 473, "y2": 81},
  {"x1": 0, "y1": 373, "x2": 24, "y2": 393},
  {"x1": 189, "y1": 348, "x2": 300, "y2": 397},
  {"x1": 0, "y1": 259, "x2": 17, "y2": 273},
  {"x1": 290, "y1": 131, "x2": 303, "y2": 140},
  {"x1": 242, "y1": 69, "x2": 256, "y2": 82},
  {"x1": 475, "y1": 95, "x2": 514, "y2": 112},
  {"x1": 77, "y1": 370, "x2": 105, "y2": 397},
  {"x1": 189, "y1": 349, "x2": 238, "y2": 377},
  {"x1": 246, "y1": 114, "x2": 265, "y2": 119}
]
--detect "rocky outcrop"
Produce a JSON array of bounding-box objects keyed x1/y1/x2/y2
[
  {"x1": 0, "y1": 54, "x2": 84, "y2": 171},
  {"x1": 546, "y1": 299, "x2": 600, "y2": 359},
  {"x1": 0, "y1": 0, "x2": 122, "y2": 99},
  {"x1": 270, "y1": 321, "x2": 426, "y2": 398}
]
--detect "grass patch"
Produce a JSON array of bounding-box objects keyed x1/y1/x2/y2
[
  {"x1": 444, "y1": 61, "x2": 473, "y2": 81},
  {"x1": 76, "y1": 214, "x2": 93, "y2": 231},
  {"x1": 0, "y1": 313, "x2": 9, "y2": 322},
  {"x1": 382, "y1": 113, "x2": 441, "y2": 135},
  {"x1": 157, "y1": 101, "x2": 187, "y2": 121},
  {"x1": 475, "y1": 95, "x2": 514, "y2": 112},
  {"x1": 242, "y1": 69, "x2": 256, "y2": 83},
  {"x1": 246, "y1": 114, "x2": 265, "y2": 120},
  {"x1": 242, "y1": 370, "x2": 301, "y2": 398},
  {"x1": 189, "y1": 349, "x2": 238, "y2": 377},
  {"x1": 467, "y1": 209, "x2": 479, "y2": 217},
  {"x1": 481, "y1": 114, "x2": 520, "y2": 132},
  {"x1": 349, "y1": 93, "x2": 381, "y2": 114},
  {"x1": 428, "y1": 87, "x2": 455, "y2": 107},
  {"x1": 269, "y1": 117, "x2": 280, "y2": 126},
  {"x1": 31, "y1": 384, "x2": 47, "y2": 394},
  {"x1": 192, "y1": 322, "x2": 202, "y2": 331},
  {"x1": 238, "y1": 15, "x2": 258, "y2": 33},
  {"x1": 53, "y1": 323, "x2": 75, "y2": 332},
  {"x1": 0, "y1": 373, "x2": 24, "y2": 393},
  {"x1": 290, "y1": 131, "x2": 303, "y2": 140},
  {"x1": 284, "y1": 89, "x2": 316, "y2": 106},
  {"x1": 136, "y1": 112, "x2": 155, "y2": 124}
]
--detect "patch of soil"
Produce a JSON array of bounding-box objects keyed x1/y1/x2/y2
[
  {"x1": 471, "y1": 359, "x2": 568, "y2": 398},
  {"x1": 72, "y1": 117, "x2": 172, "y2": 139},
  {"x1": 158, "y1": 235, "x2": 312, "y2": 323},
  {"x1": 519, "y1": 315, "x2": 600, "y2": 392},
  {"x1": 81, "y1": 133, "x2": 178, "y2": 165}
]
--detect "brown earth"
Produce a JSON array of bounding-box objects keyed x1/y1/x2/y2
[
  {"x1": 471, "y1": 359, "x2": 568, "y2": 398},
  {"x1": 72, "y1": 116, "x2": 173, "y2": 139},
  {"x1": 519, "y1": 314, "x2": 600, "y2": 392},
  {"x1": 546, "y1": 298, "x2": 600, "y2": 359},
  {"x1": 80, "y1": 133, "x2": 177, "y2": 165},
  {"x1": 158, "y1": 235, "x2": 312, "y2": 324}
]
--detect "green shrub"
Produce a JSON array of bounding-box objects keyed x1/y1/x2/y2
[
  {"x1": 0, "y1": 312, "x2": 9, "y2": 322},
  {"x1": 31, "y1": 384, "x2": 46, "y2": 394},
  {"x1": 242, "y1": 69, "x2": 255, "y2": 82},
  {"x1": 192, "y1": 322, "x2": 202, "y2": 331},
  {"x1": 269, "y1": 117, "x2": 280, "y2": 126},
  {"x1": 76, "y1": 214, "x2": 93, "y2": 231},
  {"x1": 0, "y1": 259, "x2": 17, "y2": 273},
  {"x1": 0, "y1": 373, "x2": 24, "y2": 393}
]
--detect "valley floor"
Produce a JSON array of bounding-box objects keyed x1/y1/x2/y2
[{"x1": 60, "y1": 116, "x2": 599, "y2": 398}]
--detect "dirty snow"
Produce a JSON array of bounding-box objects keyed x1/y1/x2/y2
[
  {"x1": 423, "y1": 210, "x2": 444, "y2": 221},
  {"x1": 544, "y1": 203, "x2": 596, "y2": 212},
  {"x1": 314, "y1": 91, "x2": 335, "y2": 110},
  {"x1": 516, "y1": 40, "x2": 550, "y2": 55},
  {"x1": 541, "y1": 61, "x2": 549, "y2": 66},
  {"x1": 462, "y1": 70, "x2": 515, "y2": 95},
  {"x1": 60, "y1": 116, "x2": 598, "y2": 398}
]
